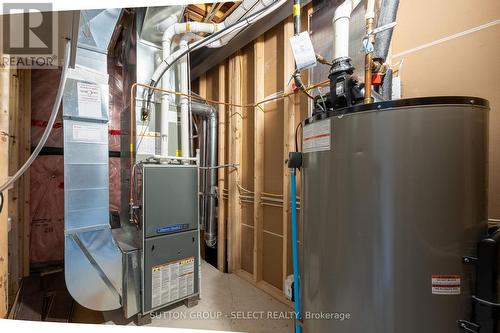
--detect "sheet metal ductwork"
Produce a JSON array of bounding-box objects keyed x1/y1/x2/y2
[{"x1": 63, "y1": 8, "x2": 123, "y2": 311}]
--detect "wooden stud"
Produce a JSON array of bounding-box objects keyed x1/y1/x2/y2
[
  {"x1": 235, "y1": 269, "x2": 293, "y2": 308},
  {"x1": 19, "y1": 70, "x2": 30, "y2": 278},
  {"x1": 217, "y1": 62, "x2": 227, "y2": 272},
  {"x1": 282, "y1": 17, "x2": 298, "y2": 285},
  {"x1": 227, "y1": 53, "x2": 242, "y2": 273},
  {"x1": 7, "y1": 69, "x2": 20, "y2": 306},
  {"x1": 253, "y1": 36, "x2": 265, "y2": 282},
  {"x1": 0, "y1": 67, "x2": 11, "y2": 318}
]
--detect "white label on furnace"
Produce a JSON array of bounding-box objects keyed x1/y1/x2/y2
[
  {"x1": 432, "y1": 275, "x2": 461, "y2": 295},
  {"x1": 303, "y1": 119, "x2": 331, "y2": 153},
  {"x1": 151, "y1": 257, "x2": 195, "y2": 308},
  {"x1": 72, "y1": 124, "x2": 106, "y2": 143},
  {"x1": 77, "y1": 82, "x2": 101, "y2": 118},
  {"x1": 136, "y1": 125, "x2": 159, "y2": 156}
]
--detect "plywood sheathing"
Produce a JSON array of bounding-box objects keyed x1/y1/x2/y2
[{"x1": 390, "y1": 0, "x2": 500, "y2": 219}]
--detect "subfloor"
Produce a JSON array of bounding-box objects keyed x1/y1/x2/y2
[{"x1": 103, "y1": 261, "x2": 294, "y2": 333}]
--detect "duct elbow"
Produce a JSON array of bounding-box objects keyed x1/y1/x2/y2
[
  {"x1": 156, "y1": 14, "x2": 178, "y2": 33},
  {"x1": 333, "y1": 0, "x2": 356, "y2": 22}
]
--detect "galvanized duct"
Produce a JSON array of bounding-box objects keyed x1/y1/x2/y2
[
  {"x1": 63, "y1": 9, "x2": 123, "y2": 311},
  {"x1": 191, "y1": 101, "x2": 218, "y2": 248}
]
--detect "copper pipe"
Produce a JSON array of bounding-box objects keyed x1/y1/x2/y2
[{"x1": 364, "y1": 17, "x2": 375, "y2": 104}]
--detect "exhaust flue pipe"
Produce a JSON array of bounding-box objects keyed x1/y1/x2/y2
[
  {"x1": 373, "y1": 0, "x2": 400, "y2": 62},
  {"x1": 191, "y1": 101, "x2": 218, "y2": 248}
]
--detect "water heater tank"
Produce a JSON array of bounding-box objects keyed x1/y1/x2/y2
[{"x1": 300, "y1": 97, "x2": 489, "y2": 332}]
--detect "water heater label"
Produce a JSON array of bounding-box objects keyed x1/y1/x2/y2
[
  {"x1": 151, "y1": 257, "x2": 195, "y2": 308},
  {"x1": 431, "y1": 275, "x2": 461, "y2": 295},
  {"x1": 303, "y1": 119, "x2": 331, "y2": 153}
]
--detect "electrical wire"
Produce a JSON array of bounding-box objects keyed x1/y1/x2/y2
[
  {"x1": 472, "y1": 296, "x2": 500, "y2": 307},
  {"x1": 295, "y1": 121, "x2": 303, "y2": 153}
]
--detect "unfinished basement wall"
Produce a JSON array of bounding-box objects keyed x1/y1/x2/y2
[
  {"x1": 194, "y1": 6, "x2": 311, "y2": 304},
  {"x1": 390, "y1": 0, "x2": 500, "y2": 220}
]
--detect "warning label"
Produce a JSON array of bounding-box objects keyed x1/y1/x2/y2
[
  {"x1": 77, "y1": 82, "x2": 102, "y2": 118},
  {"x1": 152, "y1": 257, "x2": 195, "y2": 308},
  {"x1": 432, "y1": 275, "x2": 461, "y2": 295},
  {"x1": 303, "y1": 119, "x2": 331, "y2": 153}
]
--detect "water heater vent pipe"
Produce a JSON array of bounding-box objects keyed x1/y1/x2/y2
[{"x1": 332, "y1": 0, "x2": 362, "y2": 60}]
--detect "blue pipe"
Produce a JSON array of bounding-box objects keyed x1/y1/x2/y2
[{"x1": 290, "y1": 168, "x2": 302, "y2": 333}]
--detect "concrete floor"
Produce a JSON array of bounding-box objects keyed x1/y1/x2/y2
[{"x1": 104, "y1": 261, "x2": 293, "y2": 333}]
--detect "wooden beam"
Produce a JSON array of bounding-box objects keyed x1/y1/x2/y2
[
  {"x1": 253, "y1": 36, "x2": 265, "y2": 282},
  {"x1": 19, "y1": 70, "x2": 30, "y2": 278},
  {"x1": 235, "y1": 269, "x2": 293, "y2": 308},
  {"x1": 227, "y1": 53, "x2": 242, "y2": 273},
  {"x1": 0, "y1": 67, "x2": 11, "y2": 318},
  {"x1": 7, "y1": 69, "x2": 20, "y2": 306},
  {"x1": 282, "y1": 17, "x2": 298, "y2": 285},
  {"x1": 217, "y1": 62, "x2": 227, "y2": 272}
]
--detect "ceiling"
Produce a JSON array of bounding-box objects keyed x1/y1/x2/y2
[{"x1": 184, "y1": 2, "x2": 240, "y2": 23}]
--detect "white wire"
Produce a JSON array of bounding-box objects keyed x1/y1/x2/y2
[{"x1": 0, "y1": 39, "x2": 72, "y2": 193}]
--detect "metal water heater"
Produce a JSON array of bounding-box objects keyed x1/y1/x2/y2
[{"x1": 300, "y1": 97, "x2": 493, "y2": 332}]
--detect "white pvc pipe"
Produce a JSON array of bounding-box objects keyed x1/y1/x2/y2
[
  {"x1": 179, "y1": 39, "x2": 190, "y2": 158},
  {"x1": 365, "y1": 0, "x2": 376, "y2": 20},
  {"x1": 332, "y1": 0, "x2": 362, "y2": 60},
  {"x1": 151, "y1": 0, "x2": 287, "y2": 85},
  {"x1": 147, "y1": 0, "x2": 288, "y2": 156},
  {"x1": 160, "y1": 21, "x2": 221, "y2": 156}
]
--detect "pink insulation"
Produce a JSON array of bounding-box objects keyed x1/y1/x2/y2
[
  {"x1": 30, "y1": 156, "x2": 65, "y2": 263},
  {"x1": 29, "y1": 60, "x2": 125, "y2": 265},
  {"x1": 31, "y1": 69, "x2": 63, "y2": 148},
  {"x1": 109, "y1": 158, "x2": 121, "y2": 212},
  {"x1": 108, "y1": 58, "x2": 123, "y2": 152}
]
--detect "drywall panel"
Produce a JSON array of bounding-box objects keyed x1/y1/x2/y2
[
  {"x1": 392, "y1": 0, "x2": 500, "y2": 55},
  {"x1": 391, "y1": 1, "x2": 500, "y2": 218}
]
